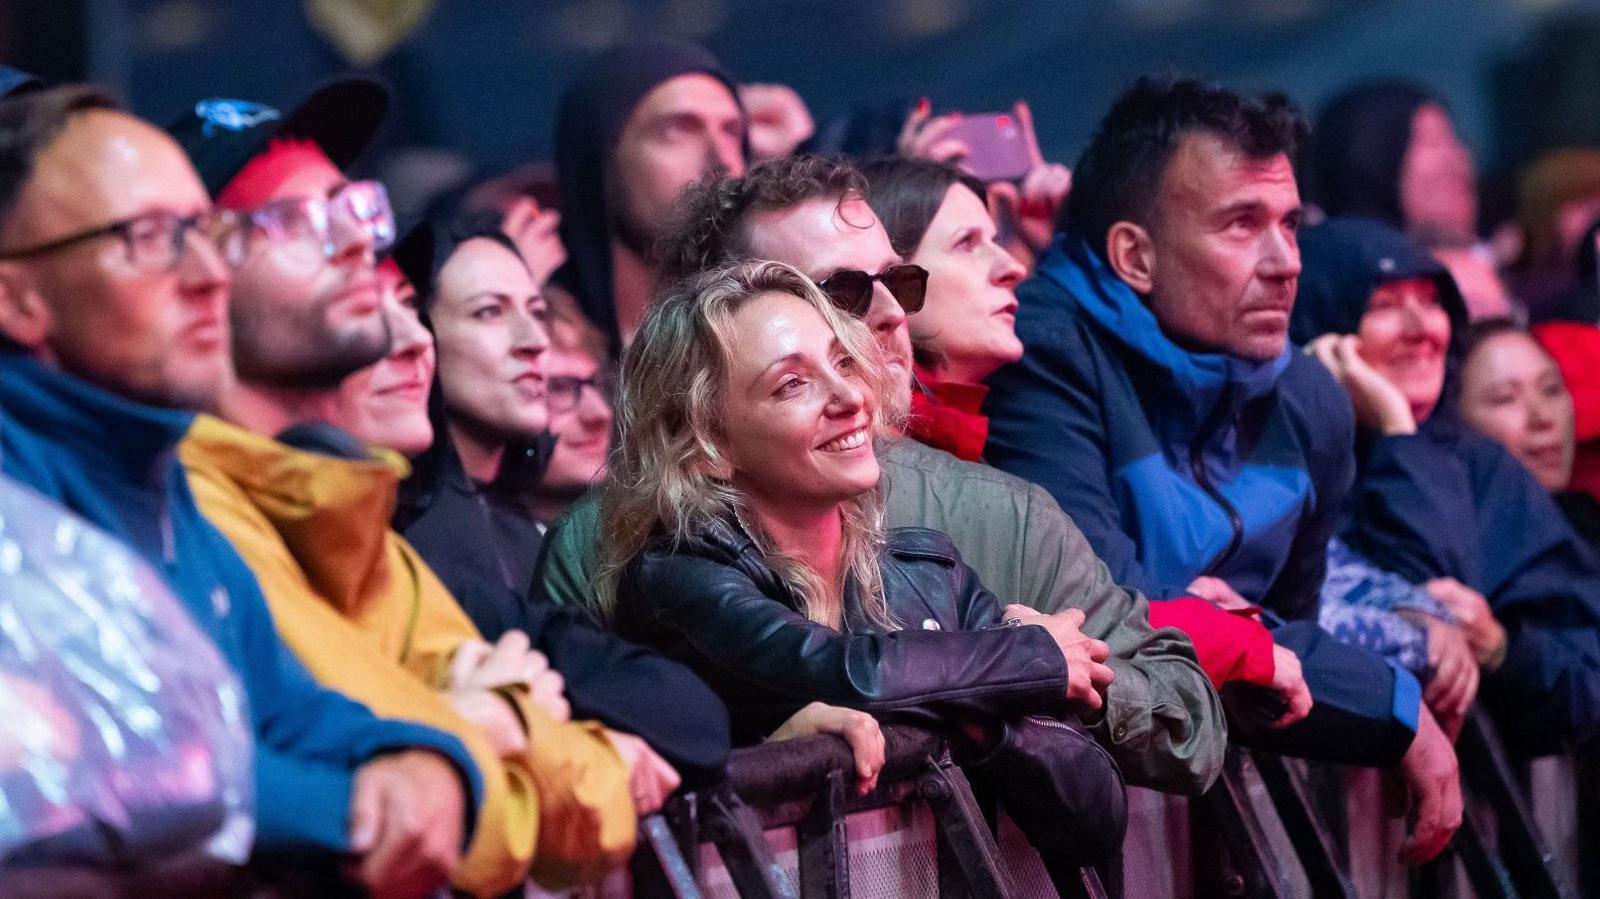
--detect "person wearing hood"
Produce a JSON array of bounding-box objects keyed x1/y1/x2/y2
[
  {"x1": 983, "y1": 77, "x2": 1461, "y2": 863},
  {"x1": 1308, "y1": 79, "x2": 1477, "y2": 241},
  {"x1": 167, "y1": 81, "x2": 643, "y2": 892},
  {"x1": 0, "y1": 84, "x2": 488, "y2": 897},
  {"x1": 376, "y1": 220, "x2": 733, "y2": 796},
  {"x1": 548, "y1": 39, "x2": 747, "y2": 352},
  {"x1": 1293, "y1": 215, "x2": 1600, "y2": 756}
]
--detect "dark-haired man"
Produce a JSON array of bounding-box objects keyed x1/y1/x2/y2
[
  {"x1": 0, "y1": 85, "x2": 480, "y2": 897},
  {"x1": 983, "y1": 77, "x2": 1461, "y2": 862}
]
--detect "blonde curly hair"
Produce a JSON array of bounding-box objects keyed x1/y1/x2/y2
[{"x1": 594, "y1": 259, "x2": 903, "y2": 629}]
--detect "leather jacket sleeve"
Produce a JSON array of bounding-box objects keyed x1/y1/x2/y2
[{"x1": 618, "y1": 548, "x2": 1070, "y2": 742}]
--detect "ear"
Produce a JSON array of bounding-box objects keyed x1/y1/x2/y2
[
  {"x1": 0, "y1": 261, "x2": 51, "y2": 350},
  {"x1": 1104, "y1": 221, "x2": 1156, "y2": 295},
  {"x1": 690, "y1": 443, "x2": 734, "y2": 482}
]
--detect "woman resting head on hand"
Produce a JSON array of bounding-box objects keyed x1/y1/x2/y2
[{"x1": 595, "y1": 260, "x2": 1127, "y2": 879}]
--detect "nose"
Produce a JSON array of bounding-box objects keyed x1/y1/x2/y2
[
  {"x1": 386, "y1": 304, "x2": 433, "y2": 361},
  {"x1": 1258, "y1": 227, "x2": 1301, "y2": 280},
  {"x1": 989, "y1": 244, "x2": 1026, "y2": 289},
  {"x1": 178, "y1": 228, "x2": 231, "y2": 303},
  {"x1": 578, "y1": 384, "x2": 613, "y2": 427},
  {"x1": 865, "y1": 282, "x2": 908, "y2": 338},
  {"x1": 1526, "y1": 394, "x2": 1558, "y2": 431},
  {"x1": 329, "y1": 225, "x2": 377, "y2": 269},
  {"x1": 708, "y1": 133, "x2": 745, "y2": 179},
  {"x1": 826, "y1": 371, "x2": 867, "y2": 417},
  {"x1": 511, "y1": 308, "x2": 551, "y2": 358}
]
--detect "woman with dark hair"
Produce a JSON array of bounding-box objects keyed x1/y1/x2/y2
[
  {"x1": 597, "y1": 259, "x2": 1130, "y2": 884},
  {"x1": 1294, "y1": 216, "x2": 1600, "y2": 756},
  {"x1": 1309, "y1": 80, "x2": 1477, "y2": 239},
  {"x1": 859, "y1": 157, "x2": 1026, "y2": 461}
]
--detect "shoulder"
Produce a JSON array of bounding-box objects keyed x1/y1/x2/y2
[
  {"x1": 884, "y1": 527, "x2": 964, "y2": 567},
  {"x1": 1276, "y1": 351, "x2": 1356, "y2": 447}
]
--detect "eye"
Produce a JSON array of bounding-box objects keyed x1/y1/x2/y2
[
  {"x1": 471, "y1": 304, "x2": 503, "y2": 321},
  {"x1": 953, "y1": 230, "x2": 980, "y2": 252},
  {"x1": 774, "y1": 376, "x2": 805, "y2": 397},
  {"x1": 836, "y1": 354, "x2": 859, "y2": 372}
]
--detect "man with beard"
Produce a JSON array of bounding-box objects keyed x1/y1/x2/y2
[
  {"x1": 169, "y1": 80, "x2": 640, "y2": 894},
  {"x1": 548, "y1": 39, "x2": 747, "y2": 351}
]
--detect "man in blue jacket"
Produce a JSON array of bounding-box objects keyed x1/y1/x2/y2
[
  {"x1": 0, "y1": 85, "x2": 480, "y2": 897},
  {"x1": 984, "y1": 77, "x2": 1461, "y2": 862}
]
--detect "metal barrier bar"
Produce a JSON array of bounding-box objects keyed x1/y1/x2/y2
[
  {"x1": 1250, "y1": 751, "x2": 1359, "y2": 898},
  {"x1": 1198, "y1": 747, "x2": 1308, "y2": 898},
  {"x1": 1455, "y1": 710, "x2": 1574, "y2": 898}
]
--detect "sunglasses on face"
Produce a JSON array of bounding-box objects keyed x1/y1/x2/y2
[{"x1": 817, "y1": 263, "x2": 928, "y2": 317}]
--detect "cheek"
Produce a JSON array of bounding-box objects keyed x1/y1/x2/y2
[{"x1": 1423, "y1": 309, "x2": 1452, "y2": 347}]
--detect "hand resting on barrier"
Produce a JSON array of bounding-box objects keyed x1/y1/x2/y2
[
  {"x1": 770, "y1": 702, "x2": 887, "y2": 796},
  {"x1": 1395, "y1": 705, "x2": 1463, "y2": 864},
  {"x1": 604, "y1": 729, "x2": 682, "y2": 814}
]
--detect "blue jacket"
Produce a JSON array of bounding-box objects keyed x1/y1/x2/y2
[
  {"x1": 985, "y1": 236, "x2": 1419, "y2": 766},
  {"x1": 1292, "y1": 217, "x2": 1600, "y2": 755},
  {"x1": 988, "y1": 236, "x2": 1355, "y2": 615},
  {"x1": 0, "y1": 354, "x2": 484, "y2": 855}
]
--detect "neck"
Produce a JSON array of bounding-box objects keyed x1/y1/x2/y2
[
  {"x1": 746, "y1": 495, "x2": 846, "y2": 621},
  {"x1": 611, "y1": 240, "x2": 656, "y2": 348},
  {"x1": 529, "y1": 483, "x2": 585, "y2": 525},
  {"x1": 448, "y1": 418, "x2": 506, "y2": 483},
  {"x1": 222, "y1": 380, "x2": 343, "y2": 437}
]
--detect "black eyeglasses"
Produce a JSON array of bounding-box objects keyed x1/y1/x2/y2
[
  {"x1": 548, "y1": 370, "x2": 617, "y2": 415},
  {"x1": 0, "y1": 208, "x2": 243, "y2": 272},
  {"x1": 817, "y1": 263, "x2": 928, "y2": 317}
]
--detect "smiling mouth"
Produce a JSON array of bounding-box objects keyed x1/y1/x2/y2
[{"x1": 818, "y1": 426, "x2": 869, "y2": 453}]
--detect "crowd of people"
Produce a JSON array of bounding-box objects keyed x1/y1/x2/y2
[{"x1": 2, "y1": 34, "x2": 1600, "y2": 898}]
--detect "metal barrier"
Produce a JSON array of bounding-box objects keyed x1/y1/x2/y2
[{"x1": 634, "y1": 725, "x2": 1109, "y2": 899}]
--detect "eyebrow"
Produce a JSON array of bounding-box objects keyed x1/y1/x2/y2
[{"x1": 751, "y1": 338, "x2": 844, "y2": 389}]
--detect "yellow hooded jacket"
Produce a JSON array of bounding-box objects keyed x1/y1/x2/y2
[{"x1": 178, "y1": 415, "x2": 635, "y2": 895}]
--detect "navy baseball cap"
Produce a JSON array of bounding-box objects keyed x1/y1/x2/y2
[
  {"x1": 0, "y1": 65, "x2": 42, "y2": 98},
  {"x1": 167, "y1": 75, "x2": 390, "y2": 198}
]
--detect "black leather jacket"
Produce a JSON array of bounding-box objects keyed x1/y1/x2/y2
[{"x1": 617, "y1": 519, "x2": 1072, "y2": 745}]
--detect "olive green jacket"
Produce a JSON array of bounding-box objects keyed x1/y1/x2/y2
[{"x1": 535, "y1": 437, "x2": 1226, "y2": 795}]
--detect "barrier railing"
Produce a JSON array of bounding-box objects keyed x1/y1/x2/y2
[{"x1": 636, "y1": 724, "x2": 1108, "y2": 899}]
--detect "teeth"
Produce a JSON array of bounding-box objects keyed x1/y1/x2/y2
[{"x1": 821, "y1": 428, "x2": 868, "y2": 452}]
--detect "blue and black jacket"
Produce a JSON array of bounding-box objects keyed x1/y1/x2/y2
[
  {"x1": 0, "y1": 354, "x2": 484, "y2": 855},
  {"x1": 985, "y1": 234, "x2": 1419, "y2": 766},
  {"x1": 1294, "y1": 217, "x2": 1600, "y2": 755}
]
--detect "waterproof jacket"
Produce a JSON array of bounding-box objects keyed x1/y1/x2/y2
[
  {"x1": 617, "y1": 520, "x2": 1072, "y2": 744},
  {"x1": 1293, "y1": 218, "x2": 1600, "y2": 755},
  {"x1": 984, "y1": 236, "x2": 1420, "y2": 767},
  {"x1": 987, "y1": 236, "x2": 1354, "y2": 615},
  {"x1": 178, "y1": 416, "x2": 636, "y2": 891},
  {"x1": 0, "y1": 354, "x2": 483, "y2": 856}
]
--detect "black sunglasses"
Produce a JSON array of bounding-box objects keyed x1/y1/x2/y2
[{"x1": 818, "y1": 263, "x2": 928, "y2": 317}]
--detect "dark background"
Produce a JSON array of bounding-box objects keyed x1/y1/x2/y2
[{"x1": 8, "y1": 0, "x2": 1600, "y2": 223}]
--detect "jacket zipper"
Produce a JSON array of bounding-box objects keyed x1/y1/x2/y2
[{"x1": 1189, "y1": 383, "x2": 1245, "y2": 576}]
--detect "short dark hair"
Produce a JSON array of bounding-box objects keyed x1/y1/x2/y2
[
  {"x1": 1064, "y1": 76, "x2": 1306, "y2": 260},
  {"x1": 859, "y1": 156, "x2": 988, "y2": 259},
  {"x1": 655, "y1": 154, "x2": 867, "y2": 286},
  {"x1": 0, "y1": 84, "x2": 120, "y2": 236}
]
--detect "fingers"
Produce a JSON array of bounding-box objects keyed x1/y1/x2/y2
[
  {"x1": 1013, "y1": 99, "x2": 1045, "y2": 167},
  {"x1": 1401, "y1": 778, "x2": 1460, "y2": 865},
  {"x1": 348, "y1": 765, "x2": 387, "y2": 853},
  {"x1": 1085, "y1": 636, "x2": 1111, "y2": 664},
  {"x1": 1001, "y1": 603, "x2": 1041, "y2": 620},
  {"x1": 1057, "y1": 607, "x2": 1086, "y2": 629},
  {"x1": 839, "y1": 712, "x2": 886, "y2": 796},
  {"x1": 447, "y1": 640, "x2": 492, "y2": 691}
]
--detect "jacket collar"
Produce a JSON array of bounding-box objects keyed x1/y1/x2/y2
[
  {"x1": 908, "y1": 365, "x2": 989, "y2": 462},
  {"x1": 0, "y1": 353, "x2": 195, "y2": 483},
  {"x1": 182, "y1": 415, "x2": 407, "y2": 615},
  {"x1": 1035, "y1": 236, "x2": 1292, "y2": 411}
]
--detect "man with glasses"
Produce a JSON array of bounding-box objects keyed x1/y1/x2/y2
[
  {"x1": 0, "y1": 85, "x2": 484, "y2": 897},
  {"x1": 537, "y1": 154, "x2": 1231, "y2": 797},
  {"x1": 533, "y1": 287, "x2": 618, "y2": 528},
  {"x1": 169, "y1": 80, "x2": 642, "y2": 893}
]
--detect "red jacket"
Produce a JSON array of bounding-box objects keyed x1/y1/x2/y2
[{"x1": 1147, "y1": 599, "x2": 1277, "y2": 689}]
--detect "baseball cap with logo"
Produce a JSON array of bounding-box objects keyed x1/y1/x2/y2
[
  {"x1": 168, "y1": 76, "x2": 390, "y2": 198},
  {"x1": 0, "y1": 65, "x2": 42, "y2": 99}
]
